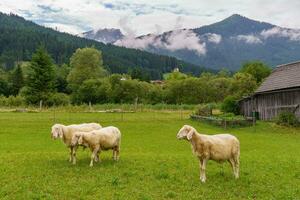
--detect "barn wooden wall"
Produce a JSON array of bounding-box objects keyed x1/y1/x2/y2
[{"x1": 240, "y1": 89, "x2": 300, "y2": 120}]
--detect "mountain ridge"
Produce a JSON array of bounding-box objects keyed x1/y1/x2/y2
[{"x1": 85, "y1": 14, "x2": 300, "y2": 70}]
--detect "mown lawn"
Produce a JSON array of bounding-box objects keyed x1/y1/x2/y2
[{"x1": 0, "y1": 111, "x2": 299, "y2": 200}]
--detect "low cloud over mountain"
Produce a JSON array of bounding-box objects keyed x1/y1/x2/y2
[{"x1": 84, "y1": 14, "x2": 300, "y2": 71}]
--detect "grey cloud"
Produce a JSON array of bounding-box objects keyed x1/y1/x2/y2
[
  {"x1": 261, "y1": 27, "x2": 300, "y2": 41},
  {"x1": 115, "y1": 29, "x2": 207, "y2": 56},
  {"x1": 235, "y1": 34, "x2": 262, "y2": 44}
]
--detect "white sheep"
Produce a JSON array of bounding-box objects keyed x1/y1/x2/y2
[
  {"x1": 71, "y1": 126, "x2": 121, "y2": 167},
  {"x1": 177, "y1": 125, "x2": 240, "y2": 183},
  {"x1": 51, "y1": 123, "x2": 102, "y2": 164}
]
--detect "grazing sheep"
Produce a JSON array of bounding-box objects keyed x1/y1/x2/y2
[
  {"x1": 51, "y1": 123, "x2": 102, "y2": 164},
  {"x1": 177, "y1": 125, "x2": 240, "y2": 183},
  {"x1": 71, "y1": 126, "x2": 121, "y2": 167}
]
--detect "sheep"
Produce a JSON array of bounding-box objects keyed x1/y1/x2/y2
[
  {"x1": 71, "y1": 126, "x2": 121, "y2": 167},
  {"x1": 51, "y1": 123, "x2": 102, "y2": 164},
  {"x1": 177, "y1": 125, "x2": 240, "y2": 183}
]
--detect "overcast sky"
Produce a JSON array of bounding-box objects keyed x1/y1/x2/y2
[{"x1": 1, "y1": 0, "x2": 299, "y2": 35}]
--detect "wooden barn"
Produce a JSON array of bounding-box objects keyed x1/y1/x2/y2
[{"x1": 239, "y1": 61, "x2": 300, "y2": 120}]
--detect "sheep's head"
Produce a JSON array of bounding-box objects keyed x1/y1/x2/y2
[
  {"x1": 71, "y1": 133, "x2": 83, "y2": 146},
  {"x1": 177, "y1": 125, "x2": 195, "y2": 140},
  {"x1": 51, "y1": 124, "x2": 63, "y2": 139}
]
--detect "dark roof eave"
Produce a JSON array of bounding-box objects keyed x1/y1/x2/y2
[{"x1": 254, "y1": 86, "x2": 300, "y2": 95}]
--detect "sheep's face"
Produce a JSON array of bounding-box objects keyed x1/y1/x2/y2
[
  {"x1": 177, "y1": 125, "x2": 194, "y2": 140},
  {"x1": 51, "y1": 125, "x2": 63, "y2": 139},
  {"x1": 71, "y1": 134, "x2": 81, "y2": 146}
]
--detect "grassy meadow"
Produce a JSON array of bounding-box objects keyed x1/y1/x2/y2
[{"x1": 0, "y1": 110, "x2": 299, "y2": 199}]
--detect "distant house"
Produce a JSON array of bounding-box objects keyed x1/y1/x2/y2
[
  {"x1": 239, "y1": 61, "x2": 300, "y2": 120},
  {"x1": 150, "y1": 80, "x2": 164, "y2": 85}
]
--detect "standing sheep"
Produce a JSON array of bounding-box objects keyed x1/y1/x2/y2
[
  {"x1": 177, "y1": 125, "x2": 240, "y2": 183},
  {"x1": 51, "y1": 123, "x2": 102, "y2": 164},
  {"x1": 71, "y1": 126, "x2": 121, "y2": 167}
]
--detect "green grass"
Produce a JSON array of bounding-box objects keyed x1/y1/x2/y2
[{"x1": 0, "y1": 111, "x2": 299, "y2": 199}]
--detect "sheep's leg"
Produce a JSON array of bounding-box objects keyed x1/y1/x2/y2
[
  {"x1": 96, "y1": 150, "x2": 101, "y2": 163},
  {"x1": 199, "y1": 158, "x2": 207, "y2": 183},
  {"x1": 234, "y1": 156, "x2": 240, "y2": 179},
  {"x1": 72, "y1": 146, "x2": 78, "y2": 165},
  {"x1": 69, "y1": 147, "x2": 73, "y2": 162},
  {"x1": 90, "y1": 147, "x2": 99, "y2": 167},
  {"x1": 199, "y1": 159, "x2": 203, "y2": 181},
  {"x1": 228, "y1": 159, "x2": 235, "y2": 177},
  {"x1": 115, "y1": 146, "x2": 120, "y2": 161},
  {"x1": 94, "y1": 154, "x2": 99, "y2": 162},
  {"x1": 112, "y1": 149, "x2": 116, "y2": 160},
  {"x1": 112, "y1": 146, "x2": 117, "y2": 161}
]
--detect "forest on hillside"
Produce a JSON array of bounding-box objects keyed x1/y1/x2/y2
[{"x1": 0, "y1": 13, "x2": 212, "y2": 80}]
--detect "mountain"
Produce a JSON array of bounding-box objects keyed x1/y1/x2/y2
[
  {"x1": 112, "y1": 14, "x2": 300, "y2": 71},
  {"x1": 0, "y1": 13, "x2": 212, "y2": 79},
  {"x1": 81, "y1": 28, "x2": 124, "y2": 44}
]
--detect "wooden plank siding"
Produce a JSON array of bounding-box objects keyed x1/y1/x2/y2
[{"x1": 240, "y1": 88, "x2": 300, "y2": 120}]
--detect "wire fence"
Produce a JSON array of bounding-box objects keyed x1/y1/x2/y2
[
  {"x1": 0, "y1": 103, "x2": 195, "y2": 126},
  {"x1": 0, "y1": 103, "x2": 259, "y2": 131}
]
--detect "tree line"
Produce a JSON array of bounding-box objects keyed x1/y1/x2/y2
[{"x1": 0, "y1": 46, "x2": 271, "y2": 107}]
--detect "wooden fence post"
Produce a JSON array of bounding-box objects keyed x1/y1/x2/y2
[
  {"x1": 53, "y1": 106, "x2": 56, "y2": 123},
  {"x1": 180, "y1": 104, "x2": 183, "y2": 120},
  {"x1": 89, "y1": 101, "x2": 92, "y2": 112},
  {"x1": 39, "y1": 100, "x2": 43, "y2": 111},
  {"x1": 134, "y1": 97, "x2": 138, "y2": 112},
  {"x1": 121, "y1": 103, "x2": 124, "y2": 121}
]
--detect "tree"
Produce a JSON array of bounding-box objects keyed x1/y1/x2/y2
[
  {"x1": 240, "y1": 61, "x2": 271, "y2": 83},
  {"x1": 217, "y1": 68, "x2": 231, "y2": 77},
  {"x1": 67, "y1": 48, "x2": 108, "y2": 90},
  {"x1": 22, "y1": 47, "x2": 56, "y2": 105},
  {"x1": 164, "y1": 78, "x2": 214, "y2": 104},
  {"x1": 10, "y1": 65, "x2": 24, "y2": 96},
  {"x1": 164, "y1": 71, "x2": 188, "y2": 80},
  {"x1": 221, "y1": 95, "x2": 239, "y2": 115},
  {"x1": 55, "y1": 64, "x2": 71, "y2": 94},
  {"x1": 109, "y1": 79, "x2": 143, "y2": 103},
  {"x1": 0, "y1": 69, "x2": 9, "y2": 96},
  {"x1": 231, "y1": 72, "x2": 257, "y2": 98},
  {"x1": 129, "y1": 68, "x2": 150, "y2": 82},
  {"x1": 75, "y1": 78, "x2": 110, "y2": 104}
]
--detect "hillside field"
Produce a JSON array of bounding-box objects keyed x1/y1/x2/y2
[{"x1": 0, "y1": 111, "x2": 299, "y2": 199}]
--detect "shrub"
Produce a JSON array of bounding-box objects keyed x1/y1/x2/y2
[
  {"x1": 0, "y1": 95, "x2": 25, "y2": 107},
  {"x1": 276, "y1": 112, "x2": 299, "y2": 127},
  {"x1": 221, "y1": 96, "x2": 239, "y2": 115},
  {"x1": 194, "y1": 103, "x2": 217, "y2": 116},
  {"x1": 46, "y1": 93, "x2": 70, "y2": 106}
]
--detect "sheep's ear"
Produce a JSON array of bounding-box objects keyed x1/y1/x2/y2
[
  {"x1": 58, "y1": 127, "x2": 63, "y2": 138},
  {"x1": 187, "y1": 129, "x2": 194, "y2": 140}
]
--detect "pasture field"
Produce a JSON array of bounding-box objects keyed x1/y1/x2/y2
[{"x1": 0, "y1": 111, "x2": 299, "y2": 199}]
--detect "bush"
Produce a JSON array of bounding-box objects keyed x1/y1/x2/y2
[
  {"x1": 276, "y1": 112, "x2": 299, "y2": 127},
  {"x1": 194, "y1": 103, "x2": 217, "y2": 116},
  {"x1": 221, "y1": 96, "x2": 239, "y2": 115},
  {"x1": 0, "y1": 95, "x2": 25, "y2": 107},
  {"x1": 46, "y1": 93, "x2": 70, "y2": 106}
]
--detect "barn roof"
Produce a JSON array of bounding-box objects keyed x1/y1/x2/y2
[{"x1": 255, "y1": 61, "x2": 300, "y2": 94}]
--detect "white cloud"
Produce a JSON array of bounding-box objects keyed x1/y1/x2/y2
[
  {"x1": 115, "y1": 29, "x2": 206, "y2": 55},
  {"x1": 43, "y1": 23, "x2": 84, "y2": 35},
  {"x1": 204, "y1": 33, "x2": 222, "y2": 44},
  {"x1": 235, "y1": 34, "x2": 262, "y2": 44},
  {"x1": 164, "y1": 29, "x2": 206, "y2": 55},
  {"x1": 1, "y1": 0, "x2": 300, "y2": 36},
  {"x1": 114, "y1": 34, "x2": 159, "y2": 49},
  {"x1": 261, "y1": 27, "x2": 300, "y2": 41}
]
